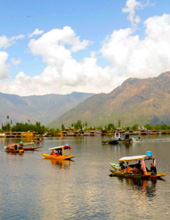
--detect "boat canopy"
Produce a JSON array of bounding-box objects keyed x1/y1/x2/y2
[
  {"x1": 6, "y1": 143, "x2": 18, "y2": 148},
  {"x1": 48, "y1": 145, "x2": 71, "y2": 151},
  {"x1": 119, "y1": 155, "x2": 146, "y2": 162}
]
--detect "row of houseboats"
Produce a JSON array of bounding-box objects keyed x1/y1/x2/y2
[{"x1": 2, "y1": 129, "x2": 170, "y2": 139}]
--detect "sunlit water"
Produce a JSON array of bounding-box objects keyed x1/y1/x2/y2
[{"x1": 0, "y1": 135, "x2": 170, "y2": 219}]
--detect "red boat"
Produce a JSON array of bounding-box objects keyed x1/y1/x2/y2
[{"x1": 23, "y1": 146, "x2": 43, "y2": 151}]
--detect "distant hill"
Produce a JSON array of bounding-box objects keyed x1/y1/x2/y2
[
  {"x1": 0, "y1": 92, "x2": 94, "y2": 125},
  {"x1": 49, "y1": 72, "x2": 170, "y2": 128}
]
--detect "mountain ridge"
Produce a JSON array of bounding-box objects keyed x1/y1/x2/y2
[
  {"x1": 49, "y1": 71, "x2": 170, "y2": 127},
  {"x1": 0, "y1": 92, "x2": 94, "y2": 125}
]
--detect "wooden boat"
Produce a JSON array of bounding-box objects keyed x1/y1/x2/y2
[
  {"x1": 110, "y1": 152, "x2": 166, "y2": 180},
  {"x1": 5, "y1": 141, "x2": 42, "y2": 152},
  {"x1": 131, "y1": 136, "x2": 141, "y2": 143},
  {"x1": 42, "y1": 145, "x2": 75, "y2": 160},
  {"x1": 23, "y1": 146, "x2": 43, "y2": 151},
  {"x1": 120, "y1": 134, "x2": 132, "y2": 144},
  {"x1": 34, "y1": 136, "x2": 42, "y2": 144},
  {"x1": 102, "y1": 133, "x2": 120, "y2": 144},
  {"x1": 4, "y1": 144, "x2": 24, "y2": 154}
]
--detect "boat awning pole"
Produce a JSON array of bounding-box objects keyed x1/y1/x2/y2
[{"x1": 142, "y1": 159, "x2": 146, "y2": 173}]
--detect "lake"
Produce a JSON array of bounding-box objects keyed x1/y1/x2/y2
[{"x1": 0, "y1": 135, "x2": 170, "y2": 219}]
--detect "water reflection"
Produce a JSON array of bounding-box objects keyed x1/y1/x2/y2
[
  {"x1": 0, "y1": 136, "x2": 170, "y2": 219},
  {"x1": 43, "y1": 159, "x2": 73, "y2": 169},
  {"x1": 117, "y1": 177, "x2": 158, "y2": 198}
]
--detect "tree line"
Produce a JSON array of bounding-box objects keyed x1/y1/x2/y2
[{"x1": 1, "y1": 118, "x2": 170, "y2": 135}]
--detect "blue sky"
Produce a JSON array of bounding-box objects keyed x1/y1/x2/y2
[{"x1": 0, "y1": 0, "x2": 170, "y2": 96}]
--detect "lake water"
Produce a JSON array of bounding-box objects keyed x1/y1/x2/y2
[{"x1": 0, "y1": 135, "x2": 170, "y2": 220}]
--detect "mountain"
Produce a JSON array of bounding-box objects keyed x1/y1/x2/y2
[
  {"x1": 49, "y1": 72, "x2": 170, "y2": 127},
  {"x1": 0, "y1": 92, "x2": 94, "y2": 125}
]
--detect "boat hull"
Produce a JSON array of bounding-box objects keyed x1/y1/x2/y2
[
  {"x1": 23, "y1": 146, "x2": 42, "y2": 151},
  {"x1": 102, "y1": 140, "x2": 119, "y2": 144},
  {"x1": 110, "y1": 169, "x2": 166, "y2": 180},
  {"x1": 5, "y1": 149, "x2": 24, "y2": 154},
  {"x1": 42, "y1": 153, "x2": 75, "y2": 160}
]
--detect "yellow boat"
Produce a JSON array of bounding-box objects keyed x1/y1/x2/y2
[
  {"x1": 42, "y1": 145, "x2": 75, "y2": 160},
  {"x1": 110, "y1": 151, "x2": 166, "y2": 180}
]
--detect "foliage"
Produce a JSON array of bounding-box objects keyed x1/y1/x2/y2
[
  {"x1": 131, "y1": 124, "x2": 139, "y2": 131},
  {"x1": 144, "y1": 123, "x2": 170, "y2": 131},
  {"x1": 61, "y1": 124, "x2": 65, "y2": 131},
  {"x1": 1, "y1": 122, "x2": 48, "y2": 134}
]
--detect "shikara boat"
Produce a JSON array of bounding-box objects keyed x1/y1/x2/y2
[
  {"x1": 34, "y1": 136, "x2": 42, "y2": 144},
  {"x1": 4, "y1": 144, "x2": 24, "y2": 154},
  {"x1": 42, "y1": 145, "x2": 75, "y2": 160},
  {"x1": 110, "y1": 152, "x2": 166, "y2": 180},
  {"x1": 23, "y1": 146, "x2": 43, "y2": 151},
  {"x1": 102, "y1": 133, "x2": 120, "y2": 144}
]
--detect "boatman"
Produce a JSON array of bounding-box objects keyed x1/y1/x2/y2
[{"x1": 150, "y1": 163, "x2": 157, "y2": 175}]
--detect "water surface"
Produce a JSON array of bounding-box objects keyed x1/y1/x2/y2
[{"x1": 0, "y1": 135, "x2": 170, "y2": 219}]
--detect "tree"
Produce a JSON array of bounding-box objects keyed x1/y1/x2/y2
[
  {"x1": 132, "y1": 124, "x2": 139, "y2": 131},
  {"x1": 107, "y1": 123, "x2": 115, "y2": 131},
  {"x1": 118, "y1": 120, "x2": 121, "y2": 127},
  {"x1": 61, "y1": 124, "x2": 65, "y2": 131}
]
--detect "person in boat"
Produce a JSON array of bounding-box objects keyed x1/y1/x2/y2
[
  {"x1": 14, "y1": 144, "x2": 18, "y2": 150},
  {"x1": 50, "y1": 149, "x2": 58, "y2": 156},
  {"x1": 51, "y1": 151, "x2": 58, "y2": 156},
  {"x1": 19, "y1": 141, "x2": 23, "y2": 149},
  {"x1": 133, "y1": 166, "x2": 140, "y2": 174},
  {"x1": 58, "y1": 150, "x2": 62, "y2": 155},
  {"x1": 150, "y1": 163, "x2": 157, "y2": 175},
  {"x1": 120, "y1": 162, "x2": 125, "y2": 170}
]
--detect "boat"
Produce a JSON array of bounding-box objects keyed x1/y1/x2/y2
[
  {"x1": 131, "y1": 136, "x2": 141, "y2": 143},
  {"x1": 17, "y1": 141, "x2": 43, "y2": 151},
  {"x1": 110, "y1": 151, "x2": 166, "y2": 180},
  {"x1": 120, "y1": 134, "x2": 132, "y2": 144},
  {"x1": 102, "y1": 133, "x2": 120, "y2": 144},
  {"x1": 4, "y1": 144, "x2": 24, "y2": 154},
  {"x1": 23, "y1": 146, "x2": 43, "y2": 151},
  {"x1": 42, "y1": 145, "x2": 75, "y2": 160},
  {"x1": 34, "y1": 136, "x2": 42, "y2": 144}
]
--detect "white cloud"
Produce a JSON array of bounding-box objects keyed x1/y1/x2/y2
[
  {"x1": 0, "y1": 52, "x2": 9, "y2": 78},
  {"x1": 29, "y1": 26, "x2": 90, "y2": 60},
  {"x1": 122, "y1": 0, "x2": 152, "y2": 29},
  {"x1": 101, "y1": 13, "x2": 170, "y2": 79},
  {"x1": 11, "y1": 58, "x2": 21, "y2": 66},
  {"x1": 0, "y1": 34, "x2": 24, "y2": 49},
  {"x1": 28, "y1": 28, "x2": 44, "y2": 38},
  {"x1": 1, "y1": 9, "x2": 170, "y2": 97},
  {"x1": 0, "y1": 25, "x2": 115, "y2": 96}
]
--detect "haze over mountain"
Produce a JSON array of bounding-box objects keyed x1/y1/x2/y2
[
  {"x1": 49, "y1": 72, "x2": 170, "y2": 128},
  {"x1": 0, "y1": 92, "x2": 94, "y2": 125}
]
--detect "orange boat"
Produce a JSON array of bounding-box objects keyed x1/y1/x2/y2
[{"x1": 4, "y1": 144, "x2": 24, "y2": 154}]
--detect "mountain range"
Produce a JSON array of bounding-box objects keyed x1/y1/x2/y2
[
  {"x1": 1, "y1": 71, "x2": 170, "y2": 128},
  {"x1": 49, "y1": 72, "x2": 170, "y2": 128},
  {"x1": 0, "y1": 92, "x2": 94, "y2": 125}
]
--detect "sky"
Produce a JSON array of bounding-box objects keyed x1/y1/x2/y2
[{"x1": 0, "y1": 0, "x2": 170, "y2": 96}]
